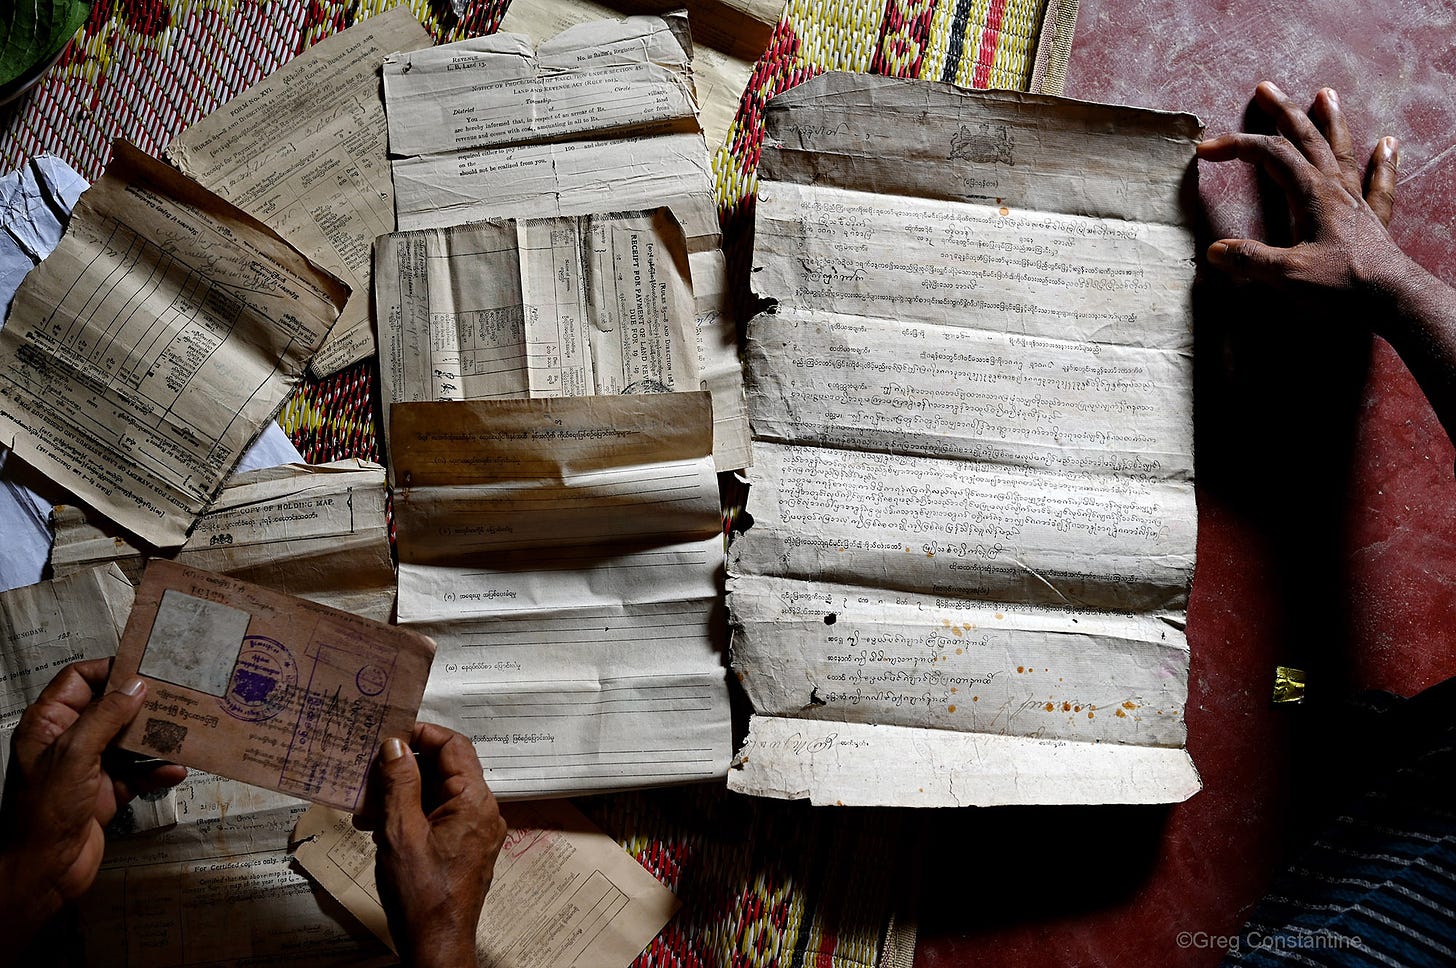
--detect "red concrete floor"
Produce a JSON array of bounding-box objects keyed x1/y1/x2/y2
[{"x1": 914, "y1": 2, "x2": 1456, "y2": 966}]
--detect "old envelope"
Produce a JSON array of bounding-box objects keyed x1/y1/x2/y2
[{"x1": 108, "y1": 559, "x2": 434, "y2": 813}]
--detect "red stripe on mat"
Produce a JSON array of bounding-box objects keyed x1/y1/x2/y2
[{"x1": 971, "y1": 0, "x2": 1007, "y2": 87}]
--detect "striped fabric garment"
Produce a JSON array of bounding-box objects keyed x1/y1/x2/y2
[{"x1": 1225, "y1": 680, "x2": 1456, "y2": 968}]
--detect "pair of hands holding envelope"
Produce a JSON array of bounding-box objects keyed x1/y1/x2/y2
[{"x1": 0, "y1": 658, "x2": 505, "y2": 968}]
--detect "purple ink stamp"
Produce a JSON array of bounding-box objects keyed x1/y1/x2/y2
[
  {"x1": 223, "y1": 635, "x2": 299, "y2": 723},
  {"x1": 355, "y1": 663, "x2": 388, "y2": 697}
]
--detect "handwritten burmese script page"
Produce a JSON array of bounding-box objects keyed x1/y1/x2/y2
[
  {"x1": 390, "y1": 394, "x2": 731, "y2": 797},
  {"x1": 382, "y1": 15, "x2": 751, "y2": 470},
  {"x1": 500, "y1": 0, "x2": 786, "y2": 148},
  {"x1": 0, "y1": 143, "x2": 347, "y2": 548},
  {"x1": 728, "y1": 74, "x2": 1203, "y2": 807},
  {"x1": 375, "y1": 208, "x2": 699, "y2": 436},
  {"x1": 49, "y1": 460, "x2": 396, "y2": 622},
  {"x1": 108, "y1": 559, "x2": 433, "y2": 812},
  {"x1": 166, "y1": 7, "x2": 432, "y2": 377},
  {"x1": 294, "y1": 799, "x2": 679, "y2": 967}
]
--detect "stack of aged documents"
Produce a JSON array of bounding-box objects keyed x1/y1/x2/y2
[
  {"x1": 0, "y1": 5, "x2": 748, "y2": 965},
  {"x1": 501, "y1": 0, "x2": 782, "y2": 148},
  {"x1": 368, "y1": 9, "x2": 739, "y2": 797},
  {"x1": 164, "y1": 9, "x2": 433, "y2": 377},
  {"x1": 0, "y1": 142, "x2": 348, "y2": 548},
  {"x1": 378, "y1": 10, "x2": 751, "y2": 469},
  {"x1": 390, "y1": 394, "x2": 730, "y2": 798}
]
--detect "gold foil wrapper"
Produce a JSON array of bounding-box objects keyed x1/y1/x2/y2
[{"x1": 1272, "y1": 665, "x2": 1306, "y2": 705}]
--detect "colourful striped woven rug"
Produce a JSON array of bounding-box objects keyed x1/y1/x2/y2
[{"x1": 0, "y1": 1, "x2": 1073, "y2": 964}]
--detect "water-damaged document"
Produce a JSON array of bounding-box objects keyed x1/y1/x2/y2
[
  {"x1": 727, "y1": 74, "x2": 1202, "y2": 807},
  {"x1": 294, "y1": 799, "x2": 680, "y2": 967},
  {"x1": 375, "y1": 208, "x2": 699, "y2": 437},
  {"x1": 0, "y1": 142, "x2": 348, "y2": 548},
  {"x1": 382, "y1": 14, "x2": 751, "y2": 470},
  {"x1": 166, "y1": 7, "x2": 432, "y2": 377},
  {"x1": 49, "y1": 459, "x2": 395, "y2": 622},
  {"x1": 390, "y1": 393, "x2": 731, "y2": 797},
  {"x1": 108, "y1": 559, "x2": 434, "y2": 812}
]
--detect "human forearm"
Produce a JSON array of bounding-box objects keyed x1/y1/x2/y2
[
  {"x1": 402, "y1": 930, "x2": 479, "y2": 968},
  {"x1": 0, "y1": 854, "x2": 59, "y2": 964},
  {"x1": 1369, "y1": 253, "x2": 1456, "y2": 446},
  {"x1": 390, "y1": 893, "x2": 480, "y2": 968}
]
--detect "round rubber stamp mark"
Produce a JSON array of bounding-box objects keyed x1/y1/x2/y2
[
  {"x1": 355, "y1": 663, "x2": 388, "y2": 697},
  {"x1": 622, "y1": 379, "x2": 670, "y2": 394},
  {"x1": 223, "y1": 635, "x2": 298, "y2": 723}
]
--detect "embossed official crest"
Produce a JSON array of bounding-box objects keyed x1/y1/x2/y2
[{"x1": 950, "y1": 122, "x2": 1014, "y2": 165}]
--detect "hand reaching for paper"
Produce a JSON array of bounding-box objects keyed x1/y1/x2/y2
[
  {"x1": 356, "y1": 723, "x2": 506, "y2": 968},
  {"x1": 0, "y1": 659, "x2": 187, "y2": 953}
]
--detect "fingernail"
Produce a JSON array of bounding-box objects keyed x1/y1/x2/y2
[
  {"x1": 1208, "y1": 241, "x2": 1230, "y2": 263},
  {"x1": 1262, "y1": 81, "x2": 1284, "y2": 97},
  {"x1": 383, "y1": 737, "x2": 407, "y2": 761},
  {"x1": 1324, "y1": 87, "x2": 1338, "y2": 106},
  {"x1": 121, "y1": 677, "x2": 145, "y2": 697}
]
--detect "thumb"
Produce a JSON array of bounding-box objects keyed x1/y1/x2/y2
[
  {"x1": 1206, "y1": 238, "x2": 1296, "y2": 284},
  {"x1": 377, "y1": 737, "x2": 428, "y2": 845},
  {"x1": 56, "y1": 677, "x2": 147, "y2": 764}
]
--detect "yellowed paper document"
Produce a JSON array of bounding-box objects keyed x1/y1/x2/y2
[
  {"x1": 49, "y1": 459, "x2": 395, "y2": 622},
  {"x1": 0, "y1": 564, "x2": 133, "y2": 777},
  {"x1": 293, "y1": 799, "x2": 680, "y2": 967},
  {"x1": 727, "y1": 74, "x2": 1202, "y2": 806},
  {"x1": 80, "y1": 773, "x2": 393, "y2": 967},
  {"x1": 375, "y1": 209, "x2": 700, "y2": 434},
  {"x1": 166, "y1": 7, "x2": 433, "y2": 377},
  {"x1": 390, "y1": 394, "x2": 732, "y2": 797},
  {"x1": 500, "y1": 0, "x2": 786, "y2": 148},
  {"x1": 0, "y1": 143, "x2": 347, "y2": 548},
  {"x1": 382, "y1": 15, "x2": 751, "y2": 470}
]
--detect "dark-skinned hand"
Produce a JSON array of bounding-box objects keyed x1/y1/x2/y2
[
  {"x1": 0, "y1": 658, "x2": 187, "y2": 957},
  {"x1": 1198, "y1": 81, "x2": 1405, "y2": 300},
  {"x1": 1199, "y1": 82, "x2": 1456, "y2": 442},
  {"x1": 354, "y1": 722, "x2": 506, "y2": 968}
]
